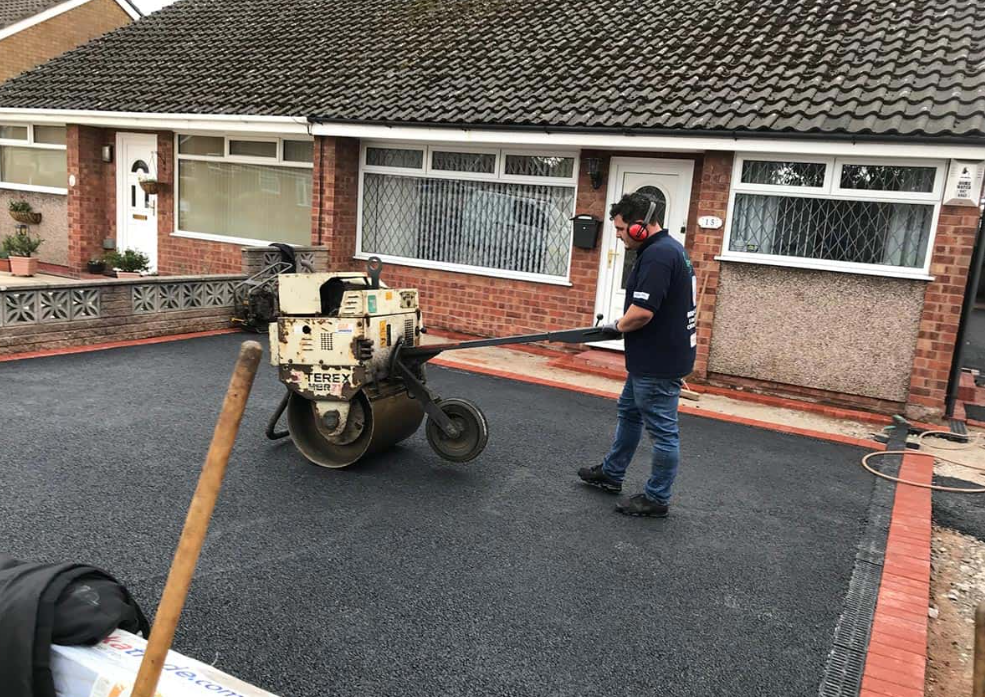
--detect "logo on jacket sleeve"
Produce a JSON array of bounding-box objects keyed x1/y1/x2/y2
[{"x1": 633, "y1": 291, "x2": 650, "y2": 300}]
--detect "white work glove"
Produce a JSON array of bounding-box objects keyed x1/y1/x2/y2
[{"x1": 600, "y1": 320, "x2": 622, "y2": 339}]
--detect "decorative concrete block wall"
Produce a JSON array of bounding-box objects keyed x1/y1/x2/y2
[{"x1": 0, "y1": 275, "x2": 244, "y2": 356}]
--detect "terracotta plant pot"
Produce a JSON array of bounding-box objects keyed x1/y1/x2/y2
[
  {"x1": 9, "y1": 210, "x2": 42, "y2": 225},
  {"x1": 0, "y1": 258, "x2": 9, "y2": 272},
  {"x1": 115, "y1": 271, "x2": 142, "y2": 279},
  {"x1": 9, "y1": 255, "x2": 37, "y2": 277}
]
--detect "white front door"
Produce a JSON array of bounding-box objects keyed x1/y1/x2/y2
[
  {"x1": 592, "y1": 157, "x2": 695, "y2": 349},
  {"x1": 116, "y1": 133, "x2": 159, "y2": 272}
]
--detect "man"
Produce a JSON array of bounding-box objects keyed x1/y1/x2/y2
[{"x1": 578, "y1": 191, "x2": 697, "y2": 518}]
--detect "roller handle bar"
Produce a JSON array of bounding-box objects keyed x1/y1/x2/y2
[{"x1": 401, "y1": 325, "x2": 610, "y2": 361}]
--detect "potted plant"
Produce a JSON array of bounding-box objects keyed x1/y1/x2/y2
[
  {"x1": 86, "y1": 256, "x2": 106, "y2": 274},
  {"x1": 0, "y1": 248, "x2": 9, "y2": 273},
  {"x1": 1, "y1": 227, "x2": 43, "y2": 276},
  {"x1": 8, "y1": 200, "x2": 42, "y2": 225},
  {"x1": 105, "y1": 248, "x2": 150, "y2": 278},
  {"x1": 137, "y1": 172, "x2": 160, "y2": 195}
]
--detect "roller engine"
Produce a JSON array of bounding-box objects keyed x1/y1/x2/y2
[{"x1": 267, "y1": 258, "x2": 613, "y2": 468}]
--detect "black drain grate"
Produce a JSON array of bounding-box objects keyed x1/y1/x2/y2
[
  {"x1": 964, "y1": 404, "x2": 985, "y2": 422},
  {"x1": 816, "y1": 427, "x2": 903, "y2": 696}
]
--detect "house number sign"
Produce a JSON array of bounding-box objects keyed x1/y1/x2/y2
[{"x1": 698, "y1": 216, "x2": 723, "y2": 229}]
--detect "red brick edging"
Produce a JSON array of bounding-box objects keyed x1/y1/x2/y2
[{"x1": 860, "y1": 452, "x2": 933, "y2": 697}]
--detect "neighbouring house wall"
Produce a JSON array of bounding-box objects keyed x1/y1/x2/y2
[
  {"x1": 0, "y1": 190, "x2": 68, "y2": 266},
  {"x1": 0, "y1": 0, "x2": 132, "y2": 82},
  {"x1": 708, "y1": 264, "x2": 925, "y2": 403}
]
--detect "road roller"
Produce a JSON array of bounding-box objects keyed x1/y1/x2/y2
[{"x1": 266, "y1": 257, "x2": 614, "y2": 468}]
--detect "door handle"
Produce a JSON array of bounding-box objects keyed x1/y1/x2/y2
[{"x1": 607, "y1": 249, "x2": 616, "y2": 268}]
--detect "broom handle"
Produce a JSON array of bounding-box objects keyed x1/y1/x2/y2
[{"x1": 131, "y1": 340, "x2": 263, "y2": 697}]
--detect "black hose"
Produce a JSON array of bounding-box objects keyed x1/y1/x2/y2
[{"x1": 266, "y1": 389, "x2": 291, "y2": 440}]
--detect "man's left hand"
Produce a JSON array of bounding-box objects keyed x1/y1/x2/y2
[{"x1": 600, "y1": 320, "x2": 622, "y2": 339}]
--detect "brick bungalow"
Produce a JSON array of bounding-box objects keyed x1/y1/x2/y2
[{"x1": 0, "y1": 0, "x2": 983, "y2": 421}]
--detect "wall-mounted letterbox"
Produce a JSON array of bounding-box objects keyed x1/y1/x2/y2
[{"x1": 571, "y1": 214, "x2": 601, "y2": 249}]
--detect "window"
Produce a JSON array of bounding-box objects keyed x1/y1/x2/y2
[
  {"x1": 359, "y1": 143, "x2": 578, "y2": 283},
  {"x1": 0, "y1": 124, "x2": 67, "y2": 192},
  {"x1": 724, "y1": 155, "x2": 946, "y2": 276},
  {"x1": 175, "y1": 134, "x2": 313, "y2": 245}
]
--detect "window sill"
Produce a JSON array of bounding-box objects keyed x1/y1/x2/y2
[
  {"x1": 172, "y1": 230, "x2": 303, "y2": 247},
  {"x1": 0, "y1": 182, "x2": 67, "y2": 195},
  {"x1": 714, "y1": 254, "x2": 934, "y2": 281},
  {"x1": 354, "y1": 253, "x2": 573, "y2": 287}
]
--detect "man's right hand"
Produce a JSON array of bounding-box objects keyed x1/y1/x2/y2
[{"x1": 600, "y1": 321, "x2": 622, "y2": 339}]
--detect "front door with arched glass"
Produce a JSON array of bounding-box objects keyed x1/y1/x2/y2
[
  {"x1": 115, "y1": 133, "x2": 159, "y2": 272},
  {"x1": 593, "y1": 157, "x2": 695, "y2": 349}
]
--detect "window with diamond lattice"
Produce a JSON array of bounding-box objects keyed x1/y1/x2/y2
[
  {"x1": 361, "y1": 173, "x2": 574, "y2": 277},
  {"x1": 730, "y1": 194, "x2": 933, "y2": 268},
  {"x1": 725, "y1": 155, "x2": 946, "y2": 273}
]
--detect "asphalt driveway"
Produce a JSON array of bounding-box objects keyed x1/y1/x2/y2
[{"x1": 0, "y1": 333, "x2": 873, "y2": 696}]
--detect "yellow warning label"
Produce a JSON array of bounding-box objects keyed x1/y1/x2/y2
[
  {"x1": 379, "y1": 320, "x2": 388, "y2": 346},
  {"x1": 385, "y1": 291, "x2": 393, "y2": 301}
]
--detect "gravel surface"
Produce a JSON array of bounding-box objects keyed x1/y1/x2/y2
[{"x1": 0, "y1": 334, "x2": 874, "y2": 697}]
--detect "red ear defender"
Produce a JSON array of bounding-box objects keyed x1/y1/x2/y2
[{"x1": 627, "y1": 200, "x2": 657, "y2": 241}]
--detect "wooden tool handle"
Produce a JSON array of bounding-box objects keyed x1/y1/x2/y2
[{"x1": 131, "y1": 340, "x2": 263, "y2": 697}]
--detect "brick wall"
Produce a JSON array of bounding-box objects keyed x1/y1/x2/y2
[
  {"x1": 313, "y1": 136, "x2": 360, "y2": 270},
  {"x1": 66, "y1": 125, "x2": 114, "y2": 272},
  {"x1": 906, "y1": 205, "x2": 983, "y2": 420},
  {"x1": 686, "y1": 152, "x2": 732, "y2": 379},
  {"x1": 0, "y1": 0, "x2": 132, "y2": 82}
]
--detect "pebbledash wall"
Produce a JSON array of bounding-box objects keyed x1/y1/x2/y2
[{"x1": 61, "y1": 128, "x2": 980, "y2": 420}]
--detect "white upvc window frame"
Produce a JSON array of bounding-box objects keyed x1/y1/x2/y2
[
  {"x1": 173, "y1": 131, "x2": 314, "y2": 246},
  {"x1": 357, "y1": 140, "x2": 580, "y2": 286},
  {"x1": 425, "y1": 143, "x2": 501, "y2": 181},
  {"x1": 719, "y1": 152, "x2": 948, "y2": 280},
  {"x1": 499, "y1": 149, "x2": 580, "y2": 186},
  {"x1": 0, "y1": 123, "x2": 68, "y2": 194}
]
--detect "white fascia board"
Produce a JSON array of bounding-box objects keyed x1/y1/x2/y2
[
  {"x1": 310, "y1": 122, "x2": 985, "y2": 160},
  {"x1": 0, "y1": 109, "x2": 312, "y2": 135},
  {"x1": 0, "y1": 0, "x2": 140, "y2": 42}
]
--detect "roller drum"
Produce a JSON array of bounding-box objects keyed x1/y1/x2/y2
[{"x1": 286, "y1": 390, "x2": 424, "y2": 468}]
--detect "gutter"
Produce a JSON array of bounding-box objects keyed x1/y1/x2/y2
[{"x1": 307, "y1": 115, "x2": 985, "y2": 148}]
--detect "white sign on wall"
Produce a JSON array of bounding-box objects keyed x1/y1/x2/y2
[
  {"x1": 944, "y1": 161, "x2": 985, "y2": 207},
  {"x1": 698, "y1": 216, "x2": 723, "y2": 229}
]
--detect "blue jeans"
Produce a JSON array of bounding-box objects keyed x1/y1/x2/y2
[{"x1": 601, "y1": 375, "x2": 682, "y2": 504}]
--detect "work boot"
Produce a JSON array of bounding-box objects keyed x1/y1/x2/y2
[
  {"x1": 578, "y1": 464, "x2": 622, "y2": 494},
  {"x1": 616, "y1": 494, "x2": 669, "y2": 518}
]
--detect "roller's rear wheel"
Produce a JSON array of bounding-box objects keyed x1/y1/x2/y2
[{"x1": 425, "y1": 398, "x2": 489, "y2": 463}]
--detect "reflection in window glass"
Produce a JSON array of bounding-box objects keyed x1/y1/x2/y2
[
  {"x1": 741, "y1": 160, "x2": 826, "y2": 187},
  {"x1": 504, "y1": 155, "x2": 574, "y2": 178},
  {"x1": 229, "y1": 140, "x2": 277, "y2": 158},
  {"x1": 0, "y1": 125, "x2": 28, "y2": 140},
  {"x1": 283, "y1": 140, "x2": 314, "y2": 163},
  {"x1": 730, "y1": 193, "x2": 933, "y2": 268},
  {"x1": 839, "y1": 164, "x2": 936, "y2": 193},
  {"x1": 178, "y1": 135, "x2": 224, "y2": 157},
  {"x1": 431, "y1": 151, "x2": 496, "y2": 174},
  {"x1": 33, "y1": 126, "x2": 66, "y2": 145},
  {"x1": 178, "y1": 160, "x2": 311, "y2": 244},
  {"x1": 1, "y1": 146, "x2": 67, "y2": 188},
  {"x1": 366, "y1": 147, "x2": 424, "y2": 169}
]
